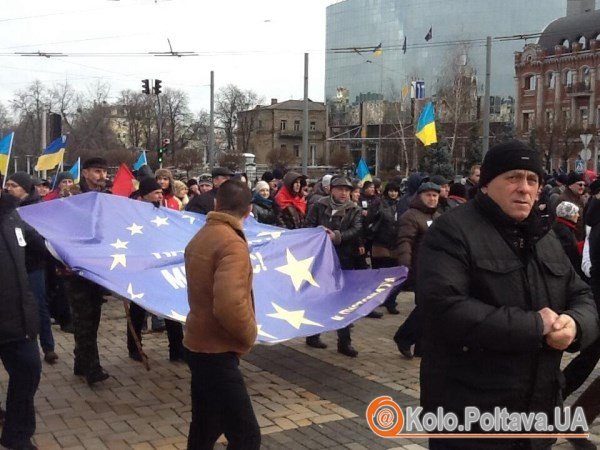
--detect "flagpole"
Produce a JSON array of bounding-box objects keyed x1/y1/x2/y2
[{"x1": 2, "y1": 132, "x2": 14, "y2": 189}]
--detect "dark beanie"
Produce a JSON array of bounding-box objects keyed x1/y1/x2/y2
[
  {"x1": 590, "y1": 178, "x2": 600, "y2": 196},
  {"x1": 8, "y1": 172, "x2": 33, "y2": 193},
  {"x1": 272, "y1": 168, "x2": 284, "y2": 180},
  {"x1": 139, "y1": 177, "x2": 161, "y2": 197},
  {"x1": 261, "y1": 171, "x2": 274, "y2": 182},
  {"x1": 566, "y1": 171, "x2": 584, "y2": 187},
  {"x1": 186, "y1": 179, "x2": 198, "y2": 188},
  {"x1": 82, "y1": 157, "x2": 108, "y2": 170},
  {"x1": 479, "y1": 140, "x2": 544, "y2": 187},
  {"x1": 56, "y1": 171, "x2": 74, "y2": 186}
]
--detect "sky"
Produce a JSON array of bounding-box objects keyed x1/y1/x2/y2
[{"x1": 0, "y1": 0, "x2": 339, "y2": 113}]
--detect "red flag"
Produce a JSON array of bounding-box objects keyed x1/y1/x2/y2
[{"x1": 112, "y1": 163, "x2": 136, "y2": 197}]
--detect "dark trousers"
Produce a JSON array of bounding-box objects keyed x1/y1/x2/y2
[
  {"x1": 371, "y1": 256, "x2": 403, "y2": 308},
  {"x1": 307, "y1": 326, "x2": 351, "y2": 346},
  {"x1": 127, "y1": 303, "x2": 184, "y2": 359},
  {"x1": 28, "y1": 269, "x2": 55, "y2": 353},
  {"x1": 65, "y1": 276, "x2": 103, "y2": 375},
  {"x1": 571, "y1": 375, "x2": 600, "y2": 430},
  {"x1": 394, "y1": 305, "x2": 420, "y2": 348},
  {"x1": 563, "y1": 337, "x2": 600, "y2": 398},
  {"x1": 186, "y1": 350, "x2": 260, "y2": 450},
  {"x1": 0, "y1": 338, "x2": 41, "y2": 449},
  {"x1": 46, "y1": 262, "x2": 71, "y2": 327}
]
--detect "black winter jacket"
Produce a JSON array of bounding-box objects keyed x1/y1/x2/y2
[
  {"x1": 251, "y1": 196, "x2": 277, "y2": 225},
  {"x1": 418, "y1": 193, "x2": 599, "y2": 450},
  {"x1": 586, "y1": 197, "x2": 600, "y2": 304},
  {"x1": 304, "y1": 196, "x2": 362, "y2": 269},
  {"x1": 0, "y1": 194, "x2": 41, "y2": 344},
  {"x1": 371, "y1": 197, "x2": 400, "y2": 250},
  {"x1": 186, "y1": 189, "x2": 217, "y2": 215}
]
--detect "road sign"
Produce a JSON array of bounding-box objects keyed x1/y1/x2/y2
[
  {"x1": 581, "y1": 149, "x2": 592, "y2": 161},
  {"x1": 575, "y1": 159, "x2": 586, "y2": 174},
  {"x1": 581, "y1": 134, "x2": 593, "y2": 148}
]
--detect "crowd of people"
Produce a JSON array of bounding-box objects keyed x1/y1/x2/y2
[{"x1": 2, "y1": 139, "x2": 600, "y2": 448}]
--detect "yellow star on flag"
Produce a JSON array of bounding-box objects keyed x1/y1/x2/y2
[
  {"x1": 257, "y1": 324, "x2": 277, "y2": 340},
  {"x1": 126, "y1": 223, "x2": 143, "y2": 235},
  {"x1": 267, "y1": 302, "x2": 323, "y2": 330},
  {"x1": 110, "y1": 254, "x2": 127, "y2": 270},
  {"x1": 275, "y1": 248, "x2": 319, "y2": 291}
]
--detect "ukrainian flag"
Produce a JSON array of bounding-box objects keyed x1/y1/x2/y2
[
  {"x1": 35, "y1": 135, "x2": 66, "y2": 171},
  {"x1": 69, "y1": 157, "x2": 80, "y2": 184},
  {"x1": 0, "y1": 132, "x2": 14, "y2": 180},
  {"x1": 356, "y1": 157, "x2": 372, "y2": 182},
  {"x1": 415, "y1": 102, "x2": 438, "y2": 146},
  {"x1": 133, "y1": 151, "x2": 147, "y2": 171}
]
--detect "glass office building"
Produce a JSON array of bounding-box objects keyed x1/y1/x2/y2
[{"x1": 325, "y1": 0, "x2": 583, "y2": 103}]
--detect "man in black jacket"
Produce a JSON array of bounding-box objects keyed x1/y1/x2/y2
[
  {"x1": 185, "y1": 167, "x2": 234, "y2": 214},
  {"x1": 304, "y1": 176, "x2": 362, "y2": 357},
  {"x1": 418, "y1": 141, "x2": 599, "y2": 450},
  {"x1": 0, "y1": 190, "x2": 44, "y2": 449}
]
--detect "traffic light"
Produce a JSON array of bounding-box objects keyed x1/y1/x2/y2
[
  {"x1": 142, "y1": 79, "x2": 150, "y2": 95},
  {"x1": 157, "y1": 147, "x2": 164, "y2": 164},
  {"x1": 154, "y1": 79, "x2": 162, "y2": 95}
]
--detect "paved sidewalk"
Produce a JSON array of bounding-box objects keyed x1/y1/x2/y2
[{"x1": 0, "y1": 292, "x2": 595, "y2": 449}]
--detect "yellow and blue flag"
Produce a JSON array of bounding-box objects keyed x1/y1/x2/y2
[
  {"x1": 0, "y1": 132, "x2": 14, "y2": 184},
  {"x1": 415, "y1": 102, "x2": 438, "y2": 146},
  {"x1": 69, "y1": 157, "x2": 80, "y2": 184},
  {"x1": 133, "y1": 151, "x2": 147, "y2": 171},
  {"x1": 35, "y1": 135, "x2": 66, "y2": 171},
  {"x1": 356, "y1": 157, "x2": 372, "y2": 182}
]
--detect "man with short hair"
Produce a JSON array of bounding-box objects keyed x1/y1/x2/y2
[
  {"x1": 185, "y1": 167, "x2": 234, "y2": 214},
  {"x1": 304, "y1": 176, "x2": 363, "y2": 357},
  {"x1": 464, "y1": 164, "x2": 480, "y2": 199},
  {"x1": 184, "y1": 180, "x2": 260, "y2": 449},
  {"x1": 419, "y1": 141, "x2": 599, "y2": 450},
  {"x1": 64, "y1": 157, "x2": 111, "y2": 385}
]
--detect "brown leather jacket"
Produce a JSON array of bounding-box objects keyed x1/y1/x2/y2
[{"x1": 184, "y1": 211, "x2": 257, "y2": 356}]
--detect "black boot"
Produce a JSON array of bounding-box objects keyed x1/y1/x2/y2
[
  {"x1": 386, "y1": 305, "x2": 400, "y2": 315},
  {"x1": 567, "y1": 438, "x2": 597, "y2": 450},
  {"x1": 337, "y1": 343, "x2": 358, "y2": 357},
  {"x1": 306, "y1": 336, "x2": 327, "y2": 349},
  {"x1": 86, "y1": 367, "x2": 110, "y2": 386},
  {"x1": 367, "y1": 310, "x2": 383, "y2": 319}
]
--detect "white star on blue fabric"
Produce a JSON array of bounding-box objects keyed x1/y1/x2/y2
[
  {"x1": 267, "y1": 302, "x2": 323, "y2": 330},
  {"x1": 181, "y1": 214, "x2": 196, "y2": 225},
  {"x1": 110, "y1": 239, "x2": 129, "y2": 250},
  {"x1": 110, "y1": 254, "x2": 127, "y2": 270},
  {"x1": 127, "y1": 283, "x2": 144, "y2": 300},
  {"x1": 151, "y1": 216, "x2": 169, "y2": 227},
  {"x1": 126, "y1": 223, "x2": 143, "y2": 235}
]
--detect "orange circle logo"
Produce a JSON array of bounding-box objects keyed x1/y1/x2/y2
[{"x1": 366, "y1": 396, "x2": 404, "y2": 437}]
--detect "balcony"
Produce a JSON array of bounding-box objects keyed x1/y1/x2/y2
[
  {"x1": 279, "y1": 130, "x2": 325, "y2": 140},
  {"x1": 566, "y1": 82, "x2": 592, "y2": 96}
]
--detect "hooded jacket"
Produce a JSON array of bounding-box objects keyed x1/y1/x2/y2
[
  {"x1": 0, "y1": 193, "x2": 41, "y2": 344},
  {"x1": 275, "y1": 171, "x2": 307, "y2": 229},
  {"x1": 397, "y1": 173, "x2": 427, "y2": 217},
  {"x1": 418, "y1": 193, "x2": 599, "y2": 450}
]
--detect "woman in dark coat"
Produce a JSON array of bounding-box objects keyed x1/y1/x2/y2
[
  {"x1": 552, "y1": 201, "x2": 585, "y2": 280},
  {"x1": 370, "y1": 182, "x2": 403, "y2": 314},
  {"x1": 251, "y1": 181, "x2": 277, "y2": 225}
]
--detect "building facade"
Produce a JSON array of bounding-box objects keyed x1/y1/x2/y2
[
  {"x1": 515, "y1": 3, "x2": 600, "y2": 169},
  {"x1": 326, "y1": 0, "x2": 577, "y2": 105},
  {"x1": 236, "y1": 99, "x2": 326, "y2": 166}
]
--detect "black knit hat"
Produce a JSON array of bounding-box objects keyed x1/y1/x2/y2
[
  {"x1": 566, "y1": 172, "x2": 585, "y2": 187},
  {"x1": 261, "y1": 171, "x2": 274, "y2": 182},
  {"x1": 480, "y1": 140, "x2": 544, "y2": 187},
  {"x1": 82, "y1": 157, "x2": 108, "y2": 170},
  {"x1": 55, "y1": 171, "x2": 74, "y2": 186},
  {"x1": 7, "y1": 172, "x2": 33, "y2": 193},
  {"x1": 590, "y1": 178, "x2": 600, "y2": 196},
  {"x1": 138, "y1": 177, "x2": 161, "y2": 197}
]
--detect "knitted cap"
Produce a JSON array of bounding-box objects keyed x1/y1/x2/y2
[
  {"x1": 254, "y1": 180, "x2": 270, "y2": 192},
  {"x1": 556, "y1": 201, "x2": 580, "y2": 220},
  {"x1": 480, "y1": 140, "x2": 544, "y2": 187},
  {"x1": 138, "y1": 177, "x2": 161, "y2": 197},
  {"x1": 7, "y1": 172, "x2": 33, "y2": 193}
]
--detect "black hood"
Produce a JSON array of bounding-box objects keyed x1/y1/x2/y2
[{"x1": 406, "y1": 173, "x2": 428, "y2": 195}]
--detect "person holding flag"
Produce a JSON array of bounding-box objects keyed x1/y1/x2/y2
[{"x1": 43, "y1": 172, "x2": 75, "y2": 202}]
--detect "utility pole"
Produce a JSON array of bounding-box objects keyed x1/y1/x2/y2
[
  {"x1": 155, "y1": 85, "x2": 163, "y2": 168},
  {"x1": 482, "y1": 36, "x2": 492, "y2": 157},
  {"x1": 302, "y1": 53, "x2": 309, "y2": 176},
  {"x1": 209, "y1": 70, "x2": 215, "y2": 171},
  {"x1": 40, "y1": 110, "x2": 47, "y2": 178}
]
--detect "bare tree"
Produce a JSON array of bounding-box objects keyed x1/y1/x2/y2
[
  {"x1": 215, "y1": 84, "x2": 259, "y2": 151},
  {"x1": 161, "y1": 88, "x2": 192, "y2": 165},
  {"x1": 49, "y1": 80, "x2": 78, "y2": 132},
  {"x1": 118, "y1": 89, "x2": 155, "y2": 149},
  {"x1": 11, "y1": 80, "x2": 49, "y2": 157}
]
